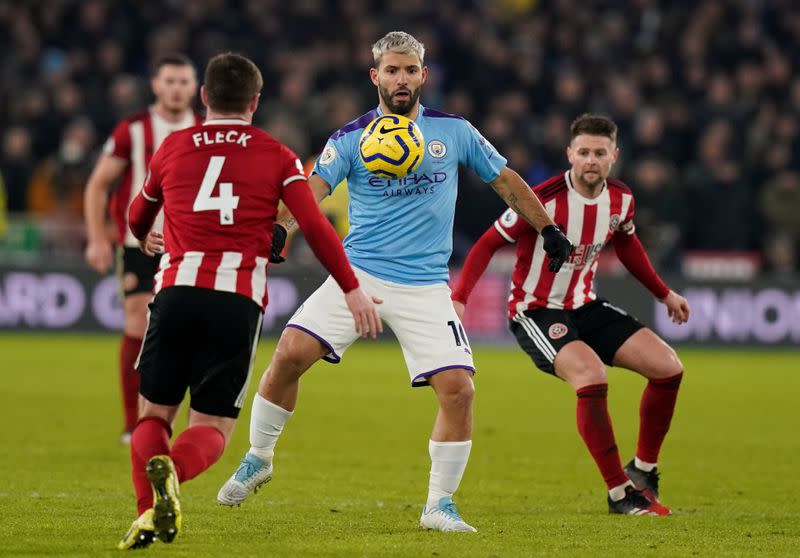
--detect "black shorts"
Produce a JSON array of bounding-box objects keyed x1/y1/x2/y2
[
  {"x1": 509, "y1": 299, "x2": 644, "y2": 376},
  {"x1": 116, "y1": 246, "x2": 160, "y2": 297},
  {"x1": 137, "y1": 286, "x2": 263, "y2": 418}
]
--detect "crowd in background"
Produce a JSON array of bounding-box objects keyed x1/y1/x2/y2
[{"x1": 1, "y1": 0, "x2": 799, "y2": 272}]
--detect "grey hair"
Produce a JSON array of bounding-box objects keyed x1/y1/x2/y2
[{"x1": 371, "y1": 31, "x2": 425, "y2": 67}]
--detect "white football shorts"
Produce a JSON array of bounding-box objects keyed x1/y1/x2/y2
[{"x1": 286, "y1": 268, "x2": 475, "y2": 386}]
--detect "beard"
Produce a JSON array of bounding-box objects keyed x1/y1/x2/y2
[
  {"x1": 578, "y1": 170, "x2": 605, "y2": 188},
  {"x1": 160, "y1": 93, "x2": 190, "y2": 115},
  {"x1": 378, "y1": 84, "x2": 421, "y2": 115}
]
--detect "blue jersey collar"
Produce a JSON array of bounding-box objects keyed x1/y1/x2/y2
[{"x1": 376, "y1": 104, "x2": 424, "y2": 121}]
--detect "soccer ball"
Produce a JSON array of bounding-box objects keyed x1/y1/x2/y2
[{"x1": 358, "y1": 114, "x2": 424, "y2": 178}]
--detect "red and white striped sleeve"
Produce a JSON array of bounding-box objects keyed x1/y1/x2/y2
[
  {"x1": 617, "y1": 195, "x2": 636, "y2": 236},
  {"x1": 278, "y1": 145, "x2": 309, "y2": 188},
  {"x1": 103, "y1": 119, "x2": 132, "y2": 161}
]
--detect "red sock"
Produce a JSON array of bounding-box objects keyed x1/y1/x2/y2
[
  {"x1": 120, "y1": 335, "x2": 143, "y2": 432},
  {"x1": 130, "y1": 416, "x2": 172, "y2": 514},
  {"x1": 170, "y1": 426, "x2": 226, "y2": 483},
  {"x1": 637, "y1": 372, "x2": 683, "y2": 463},
  {"x1": 576, "y1": 384, "x2": 628, "y2": 490}
]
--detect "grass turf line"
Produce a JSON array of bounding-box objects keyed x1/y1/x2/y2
[{"x1": 0, "y1": 334, "x2": 798, "y2": 556}]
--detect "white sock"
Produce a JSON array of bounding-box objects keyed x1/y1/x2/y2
[
  {"x1": 634, "y1": 457, "x2": 657, "y2": 472},
  {"x1": 426, "y1": 440, "x2": 472, "y2": 510},
  {"x1": 248, "y1": 393, "x2": 292, "y2": 463},
  {"x1": 608, "y1": 480, "x2": 635, "y2": 501}
]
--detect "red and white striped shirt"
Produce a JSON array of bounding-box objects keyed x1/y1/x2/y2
[
  {"x1": 495, "y1": 171, "x2": 635, "y2": 316},
  {"x1": 128, "y1": 119, "x2": 358, "y2": 309},
  {"x1": 103, "y1": 107, "x2": 200, "y2": 246}
]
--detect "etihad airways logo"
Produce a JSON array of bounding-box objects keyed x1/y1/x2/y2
[{"x1": 368, "y1": 172, "x2": 448, "y2": 197}]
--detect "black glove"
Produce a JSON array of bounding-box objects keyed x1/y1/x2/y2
[
  {"x1": 541, "y1": 224, "x2": 572, "y2": 272},
  {"x1": 270, "y1": 224, "x2": 287, "y2": 263}
]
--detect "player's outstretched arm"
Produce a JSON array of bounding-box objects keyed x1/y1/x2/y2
[
  {"x1": 611, "y1": 231, "x2": 689, "y2": 324},
  {"x1": 489, "y1": 167, "x2": 554, "y2": 231},
  {"x1": 451, "y1": 226, "x2": 509, "y2": 320},
  {"x1": 282, "y1": 179, "x2": 382, "y2": 338},
  {"x1": 269, "y1": 174, "x2": 332, "y2": 263},
  {"x1": 489, "y1": 167, "x2": 573, "y2": 272},
  {"x1": 83, "y1": 154, "x2": 127, "y2": 273}
]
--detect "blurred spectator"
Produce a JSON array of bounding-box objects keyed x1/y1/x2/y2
[
  {"x1": 624, "y1": 157, "x2": 683, "y2": 271},
  {"x1": 760, "y1": 170, "x2": 800, "y2": 239},
  {"x1": 0, "y1": 172, "x2": 7, "y2": 239},
  {"x1": 1, "y1": 127, "x2": 35, "y2": 213},
  {"x1": 27, "y1": 117, "x2": 96, "y2": 220},
  {"x1": 108, "y1": 75, "x2": 147, "y2": 124},
  {"x1": 759, "y1": 170, "x2": 800, "y2": 270},
  {"x1": 684, "y1": 120, "x2": 756, "y2": 251},
  {"x1": 763, "y1": 233, "x2": 796, "y2": 277},
  {"x1": 0, "y1": 0, "x2": 798, "y2": 271},
  {"x1": 626, "y1": 108, "x2": 667, "y2": 166}
]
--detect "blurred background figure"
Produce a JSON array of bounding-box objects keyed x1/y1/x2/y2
[
  {"x1": 28, "y1": 116, "x2": 96, "y2": 220},
  {"x1": 0, "y1": 0, "x2": 797, "y2": 285},
  {"x1": 1, "y1": 126, "x2": 35, "y2": 214},
  {"x1": 82, "y1": 53, "x2": 199, "y2": 444}
]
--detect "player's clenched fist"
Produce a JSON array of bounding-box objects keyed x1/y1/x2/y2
[
  {"x1": 541, "y1": 224, "x2": 573, "y2": 272},
  {"x1": 139, "y1": 230, "x2": 164, "y2": 257}
]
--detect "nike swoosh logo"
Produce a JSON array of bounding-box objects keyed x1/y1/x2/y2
[{"x1": 378, "y1": 125, "x2": 405, "y2": 134}]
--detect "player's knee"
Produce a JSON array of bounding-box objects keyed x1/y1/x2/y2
[
  {"x1": 270, "y1": 345, "x2": 312, "y2": 379},
  {"x1": 124, "y1": 298, "x2": 150, "y2": 336},
  {"x1": 642, "y1": 345, "x2": 684, "y2": 380},
  {"x1": 437, "y1": 378, "x2": 474, "y2": 411},
  {"x1": 563, "y1": 362, "x2": 607, "y2": 387},
  {"x1": 661, "y1": 348, "x2": 684, "y2": 379}
]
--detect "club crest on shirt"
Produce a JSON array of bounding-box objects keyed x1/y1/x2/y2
[
  {"x1": 427, "y1": 140, "x2": 447, "y2": 158},
  {"x1": 319, "y1": 144, "x2": 337, "y2": 166},
  {"x1": 609, "y1": 214, "x2": 620, "y2": 231},
  {"x1": 548, "y1": 323, "x2": 568, "y2": 340}
]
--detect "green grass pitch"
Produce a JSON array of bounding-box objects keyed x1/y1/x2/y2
[{"x1": 1, "y1": 334, "x2": 798, "y2": 557}]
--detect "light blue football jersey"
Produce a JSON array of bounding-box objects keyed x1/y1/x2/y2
[{"x1": 312, "y1": 105, "x2": 507, "y2": 285}]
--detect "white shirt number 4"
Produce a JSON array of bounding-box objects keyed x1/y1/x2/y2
[{"x1": 193, "y1": 156, "x2": 239, "y2": 225}]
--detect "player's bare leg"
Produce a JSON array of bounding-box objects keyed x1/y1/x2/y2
[
  {"x1": 123, "y1": 294, "x2": 150, "y2": 347},
  {"x1": 555, "y1": 340, "x2": 669, "y2": 515},
  {"x1": 613, "y1": 328, "x2": 684, "y2": 502},
  {"x1": 613, "y1": 328, "x2": 683, "y2": 381},
  {"x1": 429, "y1": 369, "x2": 474, "y2": 441},
  {"x1": 119, "y1": 293, "x2": 150, "y2": 443},
  {"x1": 258, "y1": 327, "x2": 330, "y2": 411},
  {"x1": 217, "y1": 327, "x2": 328, "y2": 506},
  {"x1": 419, "y1": 369, "x2": 477, "y2": 532}
]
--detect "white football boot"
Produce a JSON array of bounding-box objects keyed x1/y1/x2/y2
[
  {"x1": 217, "y1": 452, "x2": 273, "y2": 506},
  {"x1": 419, "y1": 496, "x2": 477, "y2": 532}
]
